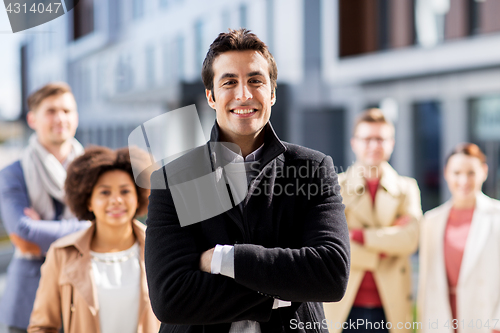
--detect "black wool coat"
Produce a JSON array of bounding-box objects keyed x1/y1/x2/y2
[{"x1": 145, "y1": 122, "x2": 350, "y2": 333}]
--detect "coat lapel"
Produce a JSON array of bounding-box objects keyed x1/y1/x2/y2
[
  {"x1": 348, "y1": 193, "x2": 376, "y2": 227},
  {"x1": 425, "y1": 201, "x2": 454, "y2": 321},
  {"x1": 208, "y1": 121, "x2": 285, "y2": 236},
  {"x1": 375, "y1": 163, "x2": 403, "y2": 226},
  {"x1": 134, "y1": 222, "x2": 150, "y2": 326},
  {"x1": 374, "y1": 190, "x2": 400, "y2": 227},
  {"x1": 433, "y1": 201, "x2": 452, "y2": 290},
  {"x1": 458, "y1": 193, "x2": 492, "y2": 286},
  {"x1": 62, "y1": 224, "x2": 99, "y2": 316},
  {"x1": 342, "y1": 162, "x2": 402, "y2": 228}
]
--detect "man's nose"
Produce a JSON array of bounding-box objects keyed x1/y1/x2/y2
[{"x1": 235, "y1": 83, "x2": 252, "y2": 101}]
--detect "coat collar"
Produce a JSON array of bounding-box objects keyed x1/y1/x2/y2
[
  {"x1": 344, "y1": 161, "x2": 401, "y2": 197},
  {"x1": 458, "y1": 192, "x2": 494, "y2": 285},
  {"x1": 343, "y1": 161, "x2": 403, "y2": 227},
  {"x1": 209, "y1": 120, "x2": 286, "y2": 172}
]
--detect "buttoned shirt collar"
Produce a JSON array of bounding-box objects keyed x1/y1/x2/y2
[{"x1": 220, "y1": 143, "x2": 264, "y2": 164}]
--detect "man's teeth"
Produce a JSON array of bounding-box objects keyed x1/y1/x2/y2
[{"x1": 232, "y1": 109, "x2": 255, "y2": 114}]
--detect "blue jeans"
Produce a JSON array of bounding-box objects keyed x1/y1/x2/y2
[{"x1": 342, "y1": 307, "x2": 389, "y2": 333}]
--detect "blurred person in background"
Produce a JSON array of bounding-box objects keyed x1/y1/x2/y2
[
  {"x1": 28, "y1": 146, "x2": 159, "y2": 333},
  {"x1": 0, "y1": 83, "x2": 90, "y2": 333},
  {"x1": 324, "y1": 108, "x2": 422, "y2": 333},
  {"x1": 418, "y1": 143, "x2": 500, "y2": 333}
]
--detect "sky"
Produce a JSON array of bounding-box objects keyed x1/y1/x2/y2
[{"x1": 0, "y1": 6, "x2": 22, "y2": 121}]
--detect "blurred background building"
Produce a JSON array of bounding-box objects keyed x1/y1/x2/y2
[{"x1": 13, "y1": 0, "x2": 500, "y2": 213}]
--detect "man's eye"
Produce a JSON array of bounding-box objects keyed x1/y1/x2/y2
[{"x1": 223, "y1": 80, "x2": 236, "y2": 86}]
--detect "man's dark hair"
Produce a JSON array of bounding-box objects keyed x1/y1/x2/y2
[
  {"x1": 201, "y1": 28, "x2": 278, "y2": 99},
  {"x1": 65, "y1": 146, "x2": 150, "y2": 221}
]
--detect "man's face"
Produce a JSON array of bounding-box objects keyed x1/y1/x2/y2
[
  {"x1": 27, "y1": 92, "x2": 79, "y2": 147},
  {"x1": 206, "y1": 50, "x2": 275, "y2": 143},
  {"x1": 351, "y1": 122, "x2": 395, "y2": 167}
]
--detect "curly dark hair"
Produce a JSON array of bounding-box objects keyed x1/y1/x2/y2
[{"x1": 65, "y1": 146, "x2": 150, "y2": 221}]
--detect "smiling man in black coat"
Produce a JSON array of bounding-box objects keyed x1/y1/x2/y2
[{"x1": 145, "y1": 28, "x2": 350, "y2": 333}]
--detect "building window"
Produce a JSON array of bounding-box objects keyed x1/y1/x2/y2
[
  {"x1": 339, "y1": 0, "x2": 415, "y2": 57},
  {"x1": 266, "y1": 0, "x2": 274, "y2": 53},
  {"x1": 116, "y1": 54, "x2": 135, "y2": 92},
  {"x1": 467, "y1": 0, "x2": 481, "y2": 36},
  {"x1": 377, "y1": 0, "x2": 392, "y2": 50},
  {"x1": 159, "y1": 0, "x2": 169, "y2": 9},
  {"x1": 108, "y1": 0, "x2": 122, "y2": 37},
  {"x1": 239, "y1": 4, "x2": 247, "y2": 29},
  {"x1": 146, "y1": 45, "x2": 156, "y2": 87},
  {"x1": 469, "y1": 95, "x2": 500, "y2": 199},
  {"x1": 73, "y1": 0, "x2": 94, "y2": 40},
  {"x1": 176, "y1": 35, "x2": 185, "y2": 80},
  {"x1": 132, "y1": 0, "x2": 144, "y2": 20},
  {"x1": 303, "y1": 108, "x2": 346, "y2": 170},
  {"x1": 413, "y1": 101, "x2": 442, "y2": 212},
  {"x1": 163, "y1": 41, "x2": 171, "y2": 83},
  {"x1": 195, "y1": 20, "x2": 204, "y2": 74}
]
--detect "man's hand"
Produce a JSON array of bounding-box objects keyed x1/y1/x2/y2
[
  {"x1": 9, "y1": 233, "x2": 41, "y2": 256},
  {"x1": 24, "y1": 207, "x2": 41, "y2": 220},
  {"x1": 199, "y1": 248, "x2": 215, "y2": 273}
]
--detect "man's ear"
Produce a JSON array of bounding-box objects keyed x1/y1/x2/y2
[
  {"x1": 26, "y1": 111, "x2": 37, "y2": 130},
  {"x1": 206, "y1": 89, "x2": 216, "y2": 110},
  {"x1": 271, "y1": 89, "x2": 276, "y2": 106}
]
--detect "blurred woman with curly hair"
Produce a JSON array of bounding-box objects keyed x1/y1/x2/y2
[{"x1": 28, "y1": 146, "x2": 159, "y2": 333}]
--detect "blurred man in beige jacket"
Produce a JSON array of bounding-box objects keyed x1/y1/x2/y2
[{"x1": 324, "y1": 109, "x2": 422, "y2": 333}]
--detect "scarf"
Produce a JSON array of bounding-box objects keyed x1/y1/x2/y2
[{"x1": 20, "y1": 134, "x2": 84, "y2": 220}]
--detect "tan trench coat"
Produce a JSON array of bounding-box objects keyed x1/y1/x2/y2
[
  {"x1": 323, "y1": 162, "x2": 422, "y2": 333},
  {"x1": 28, "y1": 220, "x2": 160, "y2": 333}
]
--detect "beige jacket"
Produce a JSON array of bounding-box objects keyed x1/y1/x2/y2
[
  {"x1": 28, "y1": 220, "x2": 160, "y2": 333},
  {"x1": 323, "y1": 162, "x2": 422, "y2": 333}
]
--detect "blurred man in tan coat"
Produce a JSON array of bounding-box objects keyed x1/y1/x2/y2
[{"x1": 324, "y1": 109, "x2": 422, "y2": 333}]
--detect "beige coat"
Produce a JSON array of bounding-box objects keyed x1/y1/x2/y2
[
  {"x1": 323, "y1": 162, "x2": 422, "y2": 333},
  {"x1": 28, "y1": 220, "x2": 160, "y2": 333},
  {"x1": 418, "y1": 193, "x2": 500, "y2": 333}
]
